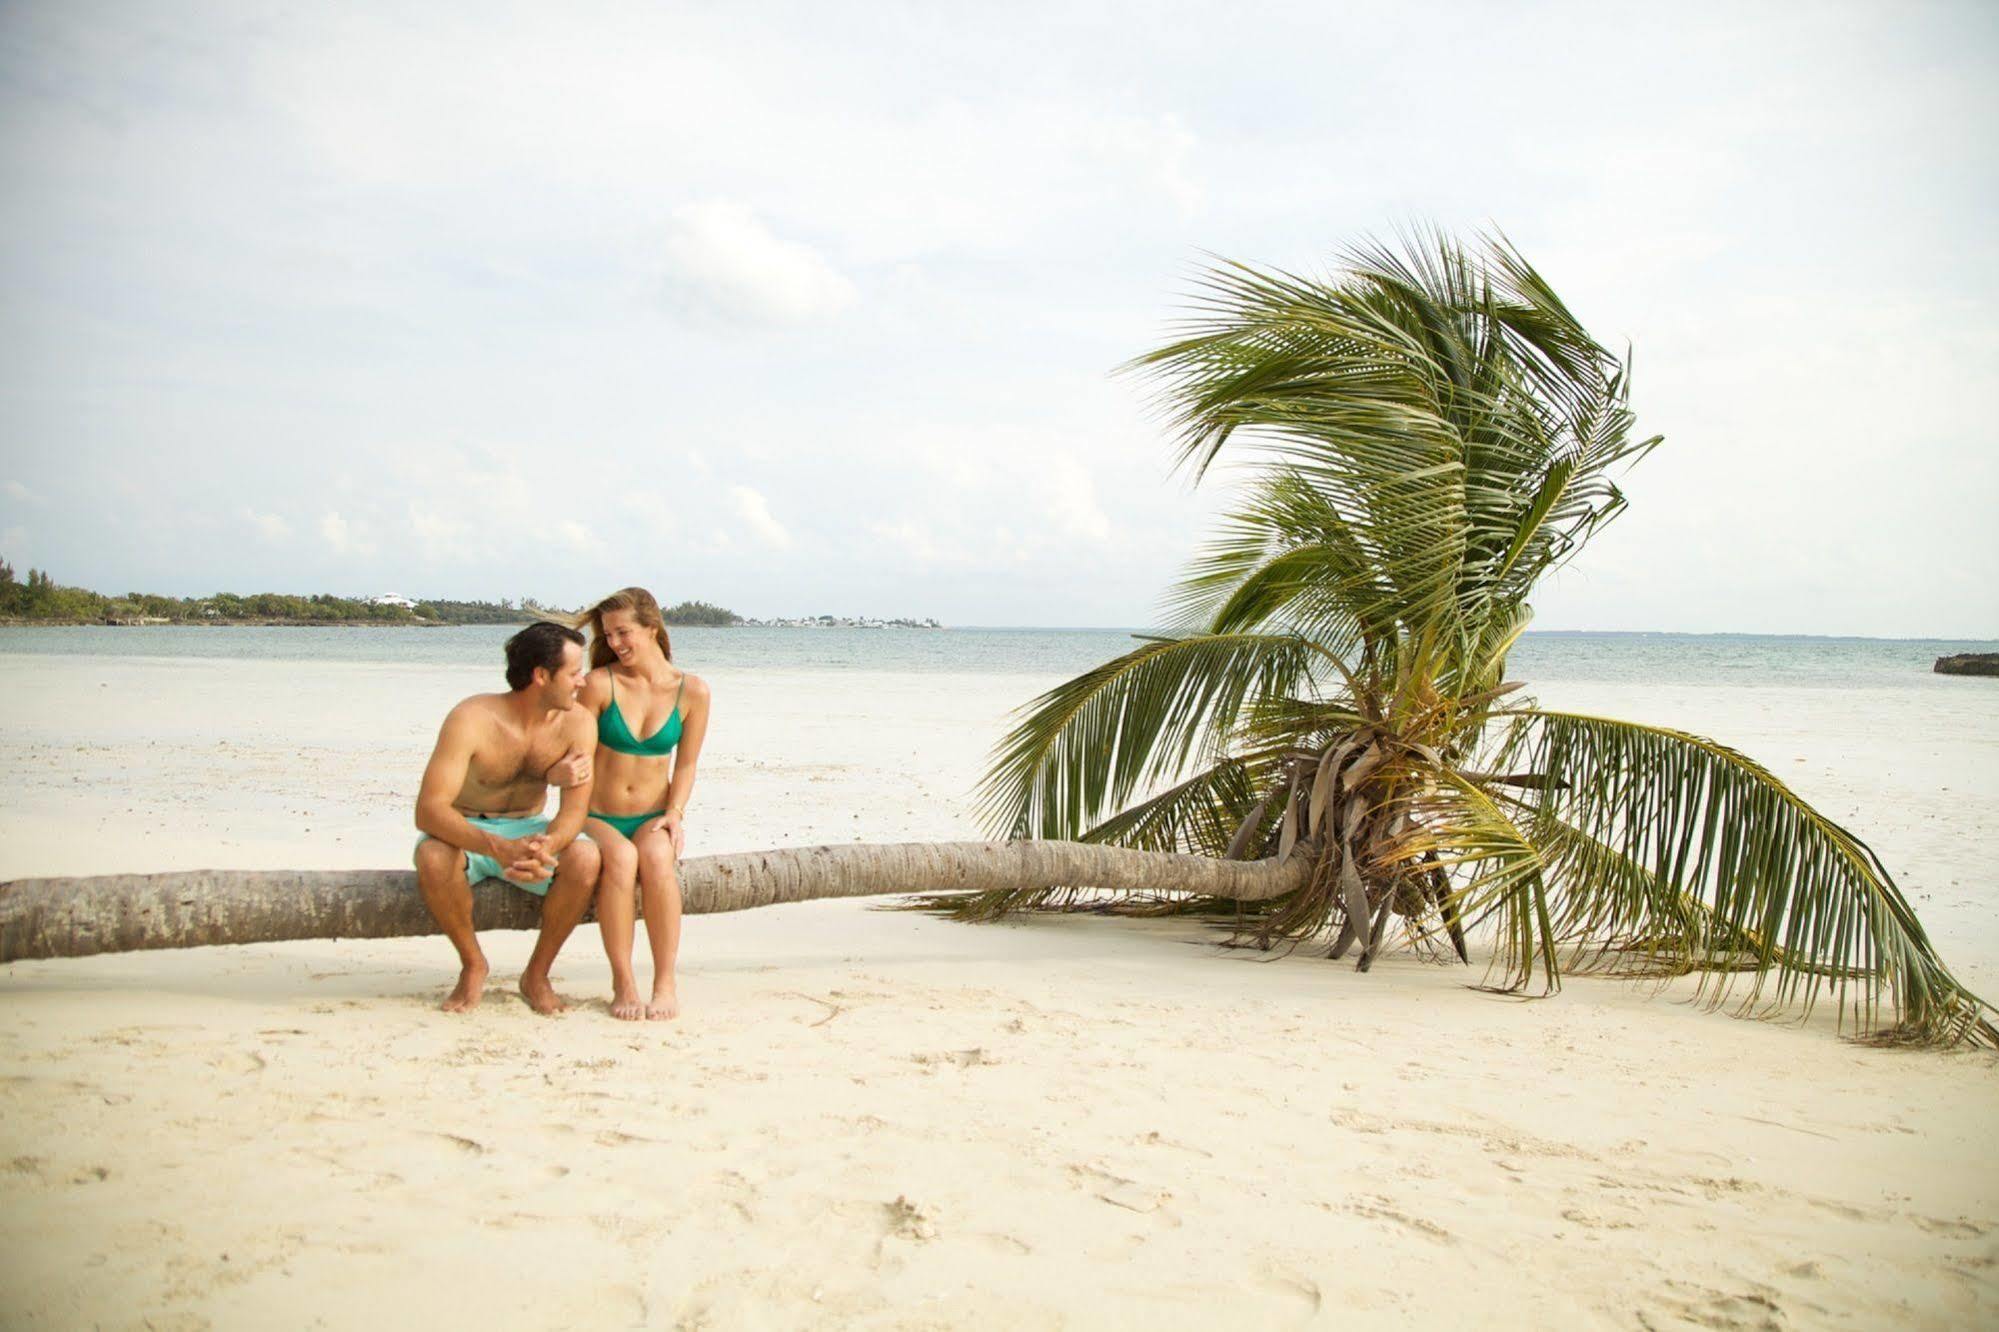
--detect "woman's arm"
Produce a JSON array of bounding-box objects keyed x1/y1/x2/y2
[
  {"x1": 660, "y1": 675, "x2": 711, "y2": 856},
  {"x1": 546, "y1": 668, "x2": 610, "y2": 789}
]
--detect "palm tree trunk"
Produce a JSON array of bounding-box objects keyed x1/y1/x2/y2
[{"x1": 0, "y1": 840, "x2": 1311, "y2": 964}]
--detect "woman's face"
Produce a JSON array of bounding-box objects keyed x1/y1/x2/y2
[{"x1": 601, "y1": 609, "x2": 653, "y2": 665}]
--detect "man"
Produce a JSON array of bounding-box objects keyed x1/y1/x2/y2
[{"x1": 413, "y1": 621, "x2": 601, "y2": 1014}]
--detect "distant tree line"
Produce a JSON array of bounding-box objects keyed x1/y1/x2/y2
[
  {"x1": 0, "y1": 559, "x2": 742, "y2": 627},
  {"x1": 659, "y1": 599, "x2": 741, "y2": 626}
]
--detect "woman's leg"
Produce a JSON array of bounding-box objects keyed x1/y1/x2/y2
[
  {"x1": 587, "y1": 819, "x2": 644, "y2": 1021},
  {"x1": 632, "y1": 823, "x2": 683, "y2": 1020}
]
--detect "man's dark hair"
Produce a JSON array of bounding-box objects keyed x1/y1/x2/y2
[{"x1": 504, "y1": 621, "x2": 585, "y2": 690}]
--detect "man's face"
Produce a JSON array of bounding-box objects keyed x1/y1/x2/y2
[{"x1": 538, "y1": 640, "x2": 586, "y2": 711}]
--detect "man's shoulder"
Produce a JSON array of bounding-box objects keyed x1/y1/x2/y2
[
  {"x1": 446, "y1": 693, "x2": 509, "y2": 727},
  {"x1": 537, "y1": 701, "x2": 597, "y2": 742}
]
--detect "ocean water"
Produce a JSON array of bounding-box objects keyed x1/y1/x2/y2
[{"x1": 0, "y1": 624, "x2": 1994, "y2": 689}]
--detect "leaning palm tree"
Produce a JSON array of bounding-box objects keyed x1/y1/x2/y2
[{"x1": 938, "y1": 230, "x2": 1993, "y2": 1048}]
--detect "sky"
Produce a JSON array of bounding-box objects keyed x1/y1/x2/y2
[{"x1": 0, "y1": 0, "x2": 1994, "y2": 635}]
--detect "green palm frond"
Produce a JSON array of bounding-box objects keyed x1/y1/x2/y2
[
  {"x1": 1129, "y1": 231, "x2": 1649, "y2": 659},
  {"x1": 1166, "y1": 472, "x2": 1395, "y2": 653},
  {"x1": 1393, "y1": 770, "x2": 1560, "y2": 994},
  {"x1": 979, "y1": 632, "x2": 1325, "y2": 841},
  {"x1": 1493, "y1": 710, "x2": 1995, "y2": 1046},
  {"x1": 1078, "y1": 755, "x2": 1268, "y2": 857}
]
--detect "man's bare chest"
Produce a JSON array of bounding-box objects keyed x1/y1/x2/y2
[{"x1": 466, "y1": 728, "x2": 568, "y2": 790}]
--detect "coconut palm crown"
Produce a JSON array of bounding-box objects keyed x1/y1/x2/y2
[{"x1": 957, "y1": 231, "x2": 1995, "y2": 1048}]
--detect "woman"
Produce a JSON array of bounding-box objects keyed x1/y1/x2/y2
[{"x1": 572, "y1": 587, "x2": 711, "y2": 1020}]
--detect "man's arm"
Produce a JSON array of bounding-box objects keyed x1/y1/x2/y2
[
  {"x1": 537, "y1": 709, "x2": 597, "y2": 854},
  {"x1": 415, "y1": 705, "x2": 529, "y2": 865}
]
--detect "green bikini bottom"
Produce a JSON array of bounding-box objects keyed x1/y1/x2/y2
[{"x1": 590, "y1": 810, "x2": 666, "y2": 839}]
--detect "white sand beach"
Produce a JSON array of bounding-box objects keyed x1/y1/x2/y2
[{"x1": 2, "y1": 655, "x2": 1996, "y2": 1328}]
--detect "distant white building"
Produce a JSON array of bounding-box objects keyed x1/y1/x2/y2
[{"x1": 371, "y1": 593, "x2": 418, "y2": 609}]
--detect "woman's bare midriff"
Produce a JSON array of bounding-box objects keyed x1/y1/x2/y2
[{"x1": 593, "y1": 747, "x2": 671, "y2": 816}]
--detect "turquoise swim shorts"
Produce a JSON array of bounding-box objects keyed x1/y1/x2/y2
[{"x1": 414, "y1": 815, "x2": 591, "y2": 897}]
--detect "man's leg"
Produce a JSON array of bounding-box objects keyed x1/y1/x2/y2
[
  {"x1": 519, "y1": 838, "x2": 601, "y2": 1016},
  {"x1": 415, "y1": 838, "x2": 487, "y2": 1012}
]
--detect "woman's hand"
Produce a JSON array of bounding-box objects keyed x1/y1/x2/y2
[
  {"x1": 546, "y1": 746, "x2": 592, "y2": 789},
  {"x1": 658, "y1": 811, "x2": 686, "y2": 858}
]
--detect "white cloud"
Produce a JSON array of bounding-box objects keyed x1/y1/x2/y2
[
  {"x1": 243, "y1": 508, "x2": 291, "y2": 541},
  {"x1": 661, "y1": 200, "x2": 856, "y2": 328},
  {"x1": 730, "y1": 485, "x2": 793, "y2": 550},
  {"x1": 406, "y1": 501, "x2": 469, "y2": 562},
  {"x1": 318, "y1": 510, "x2": 374, "y2": 556},
  {"x1": 868, "y1": 519, "x2": 960, "y2": 566},
  {"x1": 1035, "y1": 458, "x2": 1114, "y2": 546},
  {"x1": 4, "y1": 480, "x2": 45, "y2": 505},
  {"x1": 555, "y1": 519, "x2": 605, "y2": 557}
]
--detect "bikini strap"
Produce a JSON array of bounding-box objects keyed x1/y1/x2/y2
[{"x1": 672, "y1": 673, "x2": 685, "y2": 710}]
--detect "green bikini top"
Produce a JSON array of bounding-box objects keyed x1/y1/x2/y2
[{"x1": 598, "y1": 672, "x2": 684, "y2": 757}]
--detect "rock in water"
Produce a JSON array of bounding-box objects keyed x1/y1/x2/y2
[{"x1": 1934, "y1": 653, "x2": 1999, "y2": 677}]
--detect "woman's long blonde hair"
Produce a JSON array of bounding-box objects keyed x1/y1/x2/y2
[{"x1": 576, "y1": 587, "x2": 673, "y2": 668}]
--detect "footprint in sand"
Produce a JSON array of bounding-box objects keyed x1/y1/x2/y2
[
  {"x1": 1653, "y1": 1280, "x2": 1785, "y2": 1332},
  {"x1": 1069, "y1": 1163, "x2": 1167, "y2": 1215},
  {"x1": 911, "y1": 1047, "x2": 995, "y2": 1072},
  {"x1": 1344, "y1": 1193, "x2": 1452, "y2": 1243},
  {"x1": 429, "y1": 1132, "x2": 487, "y2": 1155},
  {"x1": 1253, "y1": 1267, "x2": 1324, "y2": 1321},
  {"x1": 207, "y1": 1049, "x2": 267, "y2": 1074},
  {"x1": 1560, "y1": 1206, "x2": 1637, "y2": 1231}
]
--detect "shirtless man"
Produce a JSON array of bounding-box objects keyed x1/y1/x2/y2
[{"x1": 413, "y1": 621, "x2": 602, "y2": 1014}]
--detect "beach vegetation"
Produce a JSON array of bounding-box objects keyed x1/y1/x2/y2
[
  {"x1": 943, "y1": 232, "x2": 1995, "y2": 1047},
  {"x1": 661, "y1": 599, "x2": 743, "y2": 627},
  {"x1": 0, "y1": 567, "x2": 748, "y2": 628}
]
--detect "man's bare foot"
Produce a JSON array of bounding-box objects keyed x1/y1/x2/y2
[
  {"x1": 610, "y1": 984, "x2": 646, "y2": 1021},
  {"x1": 647, "y1": 984, "x2": 679, "y2": 1021},
  {"x1": 441, "y1": 959, "x2": 489, "y2": 1013},
  {"x1": 518, "y1": 971, "x2": 568, "y2": 1016}
]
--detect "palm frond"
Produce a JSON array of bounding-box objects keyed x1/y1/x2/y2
[
  {"x1": 1127, "y1": 232, "x2": 1651, "y2": 661},
  {"x1": 1494, "y1": 710, "x2": 1996, "y2": 1046},
  {"x1": 1078, "y1": 755, "x2": 1270, "y2": 857},
  {"x1": 978, "y1": 632, "x2": 1324, "y2": 841},
  {"x1": 1388, "y1": 770, "x2": 1560, "y2": 994}
]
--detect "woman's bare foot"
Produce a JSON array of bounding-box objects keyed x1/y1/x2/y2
[
  {"x1": 517, "y1": 970, "x2": 568, "y2": 1016},
  {"x1": 610, "y1": 984, "x2": 646, "y2": 1021},
  {"x1": 647, "y1": 984, "x2": 679, "y2": 1021},
  {"x1": 441, "y1": 958, "x2": 489, "y2": 1013}
]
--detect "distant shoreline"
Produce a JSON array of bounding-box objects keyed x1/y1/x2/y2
[
  {"x1": 0, "y1": 621, "x2": 1992, "y2": 645},
  {"x1": 0, "y1": 618, "x2": 948, "y2": 630}
]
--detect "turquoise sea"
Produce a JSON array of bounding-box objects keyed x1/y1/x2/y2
[{"x1": 0, "y1": 624, "x2": 1993, "y2": 689}]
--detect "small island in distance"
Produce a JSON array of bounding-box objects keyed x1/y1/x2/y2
[{"x1": 0, "y1": 560, "x2": 941, "y2": 629}]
